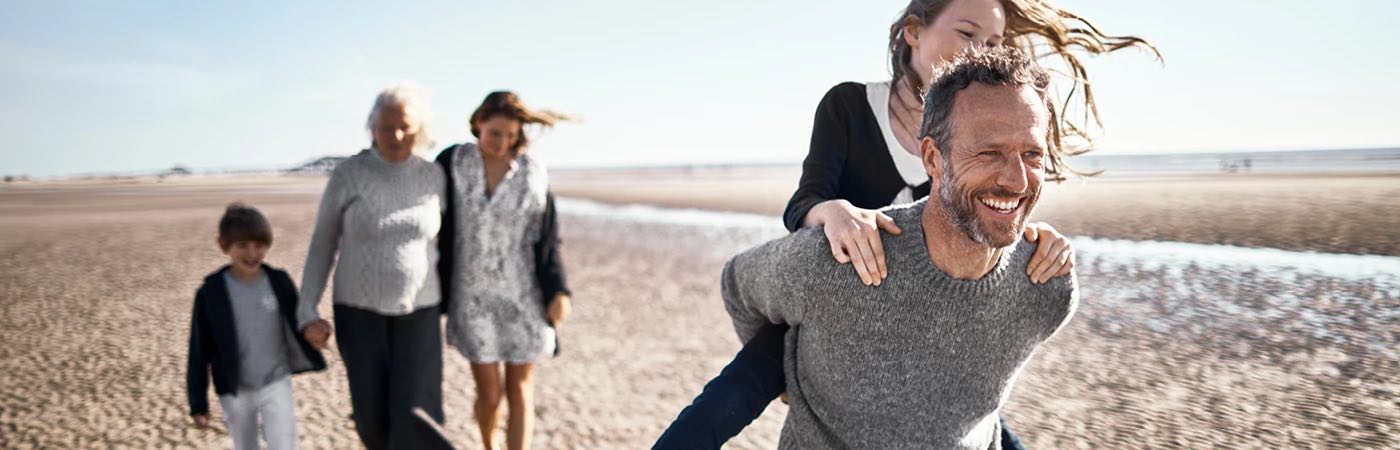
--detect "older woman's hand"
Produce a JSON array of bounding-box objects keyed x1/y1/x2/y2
[{"x1": 302, "y1": 319, "x2": 333, "y2": 350}]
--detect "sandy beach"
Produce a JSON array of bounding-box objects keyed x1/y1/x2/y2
[{"x1": 1, "y1": 173, "x2": 1397, "y2": 449}]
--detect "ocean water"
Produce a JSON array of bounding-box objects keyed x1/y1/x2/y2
[{"x1": 1075, "y1": 147, "x2": 1400, "y2": 176}]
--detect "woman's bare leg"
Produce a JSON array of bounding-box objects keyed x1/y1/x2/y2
[
  {"x1": 505, "y1": 363, "x2": 536, "y2": 450},
  {"x1": 470, "y1": 362, "x2": 504, "y2": 450}
]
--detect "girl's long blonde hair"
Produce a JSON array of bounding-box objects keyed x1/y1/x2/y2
[{"x1": 889, "y1": 0, "x2": 1161, "y2": 180}]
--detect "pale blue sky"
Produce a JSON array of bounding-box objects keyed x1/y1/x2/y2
[{"x1": 2, "y1": 0, "x2": 1397, "y2": 177}]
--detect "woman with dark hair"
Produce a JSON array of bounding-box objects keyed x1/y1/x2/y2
[
  {"x1": 436, "y1": 91, "x2": 575, "y2": 450},
  {"x1": 654, "y1": 0, "x2": 1158, "y2": 448}
]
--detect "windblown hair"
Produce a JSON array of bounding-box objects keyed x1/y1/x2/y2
[
  {"x1": 469, "y1": 91, "x2": 576, "y2": 155},
  {"x1": 218, "y1": 202, "x2": 273, "y2": 249},
  {"x1": 366, "y1": 81, "x2": 435, "y2": 152},
  {"x1": 889, "y1": 0, "x2": 1160, "y2": 179}
]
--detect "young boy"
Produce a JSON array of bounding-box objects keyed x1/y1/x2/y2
[{"x1": 187, "y1": 203, "x2": 327, "y2": 449}]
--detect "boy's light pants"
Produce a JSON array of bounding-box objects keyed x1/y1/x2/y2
[{"x1": 217, "y1": 376, "x2": 296, "y2": 450}]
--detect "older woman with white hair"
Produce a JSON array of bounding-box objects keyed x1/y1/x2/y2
[{"x1": 296, "y1": 82, "x2": 447, "y2": 449}]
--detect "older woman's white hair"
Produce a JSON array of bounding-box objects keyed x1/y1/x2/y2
[{"x1": 366, "y1": 81, "x2": 435, "y2": 152}]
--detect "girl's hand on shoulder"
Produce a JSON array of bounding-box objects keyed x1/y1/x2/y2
[
  {"x1": 1023, "y1": 222, "x2": 1075, "y2": 284},
  {"x1": 192, "y1": 414, "x2": 210, "y2": 429},
  {"x1": 814, "y1": 200, "x2": 903, "y2": 287},
  {"x1": 548, "y1": 294, "x2": 571, "y2": 328}
]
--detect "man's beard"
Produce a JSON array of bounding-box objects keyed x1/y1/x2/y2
[{"x1": 937, "y1": 165, "x2": 1034, "y2": 248}]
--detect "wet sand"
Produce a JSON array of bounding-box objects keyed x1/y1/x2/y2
[{"x1": 1, "y1": 175, "x2": 1397, "y2": 449}]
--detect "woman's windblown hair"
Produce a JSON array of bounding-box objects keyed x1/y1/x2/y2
[
  {"x1": 469, "y1": 91, "x2": 577, "y2": 155},
  {"x1": 889, "y1": 0, "x2": 1161, "y2": 180}
]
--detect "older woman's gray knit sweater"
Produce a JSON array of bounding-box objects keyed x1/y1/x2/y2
[
  {"x1": 297, "y1": 149, "x2": 445, "y2": 327},
  {"x1": 722, "y1": 198, "x2": 1078, "y2": 450}
]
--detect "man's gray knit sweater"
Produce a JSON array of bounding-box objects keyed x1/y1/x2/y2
[
  {"x1": 297, "y1": 149, "x2": 444, "y2": 327},
  {"x1": 721, "y1": 199, "x2": 1078, "y2": 449}
]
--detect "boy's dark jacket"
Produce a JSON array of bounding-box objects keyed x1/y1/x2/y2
[{"x1": 186, "y1": 264, "x2": 327, "y2": 416}]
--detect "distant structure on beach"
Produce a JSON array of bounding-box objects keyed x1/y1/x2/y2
[
  {"x1": 1219, "y1": 157, "x2": 1252, "y2": 173},
  {"x1": 286, "y1": 156, "x2": 349, "y2": 174},
  {"x1": 158, "y1": 165, "x2": 193, "y2": 178}
]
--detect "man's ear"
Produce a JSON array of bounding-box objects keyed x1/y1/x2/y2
[{"x1": 921, "y1": 136, "x2": 942, "y2": 180}]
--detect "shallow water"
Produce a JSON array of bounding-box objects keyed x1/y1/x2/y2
[
  {"x1": 559, "y1": 198, "x2": 1400, "y2": 447},
  {"x1": 562, "y1": 197, "x2": 1400, "y2": 355}
]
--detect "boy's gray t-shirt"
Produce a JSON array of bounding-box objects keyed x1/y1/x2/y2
[{"x1": 223, "y1": 272, "x2": 291, "y2": 390}]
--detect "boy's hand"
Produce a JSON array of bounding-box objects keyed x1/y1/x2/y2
[
  {"x1": 547, "y1": 294, "x2": 571, "y2": 328},
  {"x1": 192, "y1": 414, "x2": 211, "y2": 429},
  {"x1": 302, "y1": 319, "x2": 332, "y2": 350}
]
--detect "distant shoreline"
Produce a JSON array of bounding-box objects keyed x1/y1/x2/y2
[
  {"x1": 4, "y1": 170, "x2": 1397, "y2": 256},
  {"x1": 550, "y1": 169, "x2": 1400, "y2": 257},
  {"x1": 8, "y1": 146, "x2": 1398, "y2": 182}
]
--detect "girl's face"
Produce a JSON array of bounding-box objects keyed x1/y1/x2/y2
[
  {"x1": 475, "y1": 115, "x2": 521, "y2": 159},
  {"x1": 371, "y1": 103, "x2": 419, "y2": 163},
  {"x1": 906, "y1": 0, "x2": 1008, "y2": 86}
]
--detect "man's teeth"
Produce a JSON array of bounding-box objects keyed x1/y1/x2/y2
[{"x1": 980, "y1": 197, "x2": 1019, "y2": 211}]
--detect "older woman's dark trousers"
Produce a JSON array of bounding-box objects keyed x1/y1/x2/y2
[{"x1": 335, "y1": 305, "x2": 444, "y2": 450}]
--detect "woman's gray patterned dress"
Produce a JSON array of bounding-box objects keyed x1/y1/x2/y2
[{"x1": 443, "y1": 143, "x2": 553, "y2": 364}]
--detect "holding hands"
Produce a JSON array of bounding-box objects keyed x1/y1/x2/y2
[{"x1": 302, "y1": 319, "x2": 333, "y2": 350}]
